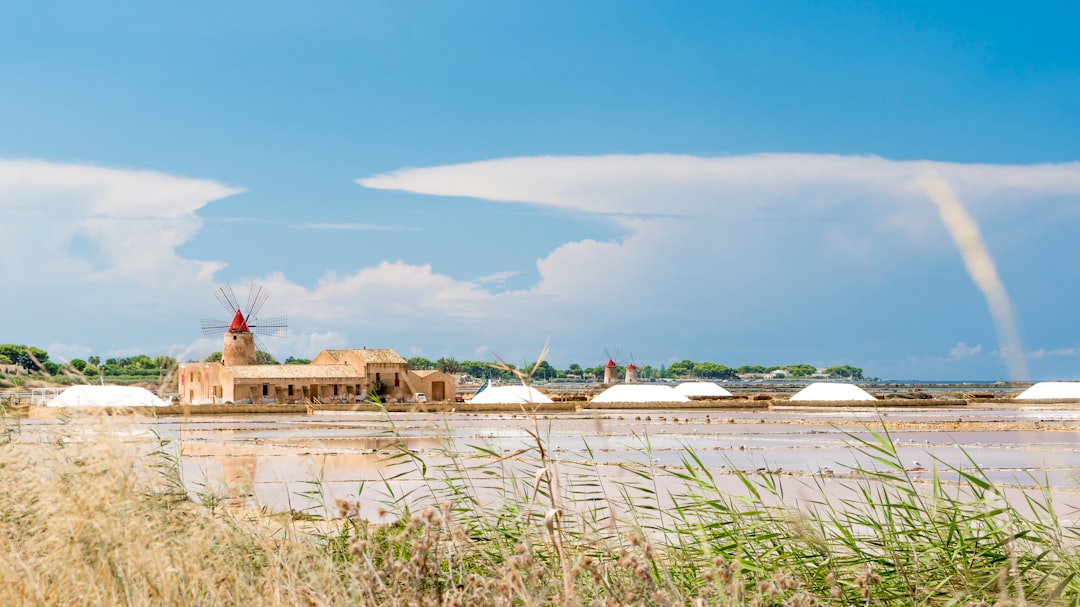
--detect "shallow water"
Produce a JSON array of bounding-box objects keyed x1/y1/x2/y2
[{"x1": 19, "y1": 404, "x2": 1080, "y2": 519}]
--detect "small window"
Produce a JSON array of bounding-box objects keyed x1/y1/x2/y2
[
  {"x1": 288, "y1": 385, "x2": 294, "y2": 397},
  {"x1": 262, "y1": 384, "x2": 269, "y2": 396},
  {"x1": 394, "y1": 373, "x2": 399, "y2": 387}
]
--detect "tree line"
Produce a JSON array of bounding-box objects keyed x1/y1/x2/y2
[
  {"x1": 405, "y1": 356, "x2": 864, "y2": 381},
  {"x1": 0, "y1": 343, "x2": 864, "y2": 386}
]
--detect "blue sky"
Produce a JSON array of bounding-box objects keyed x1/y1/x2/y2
[{"x1": 2, "y1": 1, "x2": 1079, "y2": 380}]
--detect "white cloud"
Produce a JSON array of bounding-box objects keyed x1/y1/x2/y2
[
  {"x1": 356, "y1": 154, "x2": 1080, "y2": 323},
  {"x1": 0, "y1": 159, "x2": 243, "y2": 286},
  {"x1": 949, "y1": 342, "x2": 983, "y2": 359},
  {"x1": 8, "y1": 154, "x2": 1080, "y2": 379},
  {"x1": 159, "y1": 152, "x2": 1078, "y2": 370},
  {"x1": 1025, "y1": 347, "x2": 1077, "y2": 360}
]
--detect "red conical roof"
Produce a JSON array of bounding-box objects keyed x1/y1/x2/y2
[
  {"x1": 228, "y1": 309, "x2": 250, "y2": 333},
  {"x1": 606, "y1": 359, "x2": 616, "y2": 367}
]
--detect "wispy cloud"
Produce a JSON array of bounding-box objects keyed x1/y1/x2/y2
[
  {"x1": 474, "y1": 271, "x2": 520, "y2": 284},
  {"x1": 1026, "y1": 347, "x2": 1077, "y2": 360},
  {"x1": 298, "y1": 222, "x2": 422, "y2": 231},
  {"x1": 949, "y1": 342, "x2": 983, "y2": 359},
  {"x1": 203, "y1": 216, "x2": 275, "y2": 225}
]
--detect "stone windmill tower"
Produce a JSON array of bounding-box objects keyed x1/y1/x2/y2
[
  {"x1": 602, "y1": 348, "x2": 621, "y2": 385},
  {"x1": 625, "y1": 353, "x2": 640, "y2": 383},
  {"x1": 201, "y1": 283, "x2": 288, "y2": 365}
]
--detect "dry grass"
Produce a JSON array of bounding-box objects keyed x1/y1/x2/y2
[{"x1": 0, "y1": 399, "x2": 1078, "y2": 606}]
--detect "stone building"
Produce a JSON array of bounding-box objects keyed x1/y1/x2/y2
[
  {"x1": 178, "y1": 347, "x2": 456, "y2": 405},
  {"x1": 407, "y1": 369, "x2": 456, "y2": 402},
  {"x1": 311, "y1": 348, "x2": 411, "y2": 400}
]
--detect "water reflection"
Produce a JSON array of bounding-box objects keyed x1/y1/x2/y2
[{"x1": 16, "y1": 406, "x2": 1080, "y2": 518}]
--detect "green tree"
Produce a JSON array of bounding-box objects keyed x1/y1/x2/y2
[
  {"x1": 460, "y1": 360, "x2": 517, "y2": 380},
  {"x1": 582, "y1": 365, "x2": 604, "y2": 378},
  {"x1": 693, "y1": 362, "x2": 738, "y2": 380},
  {"x1": 0, "y1": 345, "x2": 50, "y2": 372},
  {"x1": 87, "y1": 356, "x2": 100, "y2": 367},
  {"x1": 128, "y1": 355, "x2": 154, "y2": 370},
  {"x1": 825, "y1": 365, "x2": 863, "y2": 379},
  {"x1": 407, "y1": 357, "x2": 435, "y2": 370},
  {"x1": 668, "y1": 359, "x2": 695, "y2": 377},
  {"x1": 527, "y1": 360, "x2": 557, "y2": 380},
  {"x1": 205, "y1": 352, "x2": 222, "y2": 363},
  {"x1": 284, "y1": 356, "x2": 311, "y2": 365},
  {"x1": 435, "y1": 357, "x2": 463, "y2": 374},
  {"x1": 153, "y1": 355, "x2": 177, "y2": 370},
  {"x1": 0, "y1": 354, "x2": 11, "y2": 365},
  {"x1": 783, "y1": 364, "x2": 817, "y2": 378},
  {"x1": 567, "y1": 363, "x2": 583, "y2": 376},
  {"x1": 69, "y1": 359, "x2": 89, "y2": 372},
  {"x1": 256, "y1": 351, "x2": 278, "y2": 365},
  {"x1": 738, "y1": 365, "x2": 767, "y2": 374}
]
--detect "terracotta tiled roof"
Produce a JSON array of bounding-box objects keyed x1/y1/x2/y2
[
  {"x1": 349, "y1": 348, "x2": 407, "y2": 364},
  {"x1": 316, "y1": 348, "x2": 407, "y2": 365},
  {"x1": 223, "y1": 364, "x2": 361, "y2": 380}
]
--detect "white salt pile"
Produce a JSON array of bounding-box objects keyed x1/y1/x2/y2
[
  {"x1": 789, "y1": 382, "x2": 876, "y2": 401},
  {"x1": 467, "y1": 385, "x2": 553, "y2": 404},
  {"x1": 673, "y1": 382, "x2": 734, "y2": 398},
  {"x1": 46, "y1": 385, "x2": 167, "y2": 407},
  {"x1": 591, "y1": 384, "x2": 691, "y2": 404},
  {"x1": 1015, "y1": 381, "x2": 1080, "y2": 400}
]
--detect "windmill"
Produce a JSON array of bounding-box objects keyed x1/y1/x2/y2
[
  {"x1": 602, "y1": 347, "x2": 622, "y2": 385},
  {"x1": 200, "y1": 283, "x2": 288, "y2": 366},
  {"x1": 625, "y1": 352, "x2": 640, "y2": 383}
]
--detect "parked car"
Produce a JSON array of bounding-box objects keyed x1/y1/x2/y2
[{"x1": 414, "y1": 392, "x2": 427, "y2": 403}]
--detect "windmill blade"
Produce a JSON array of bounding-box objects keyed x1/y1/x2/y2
[
  {"x1": 245, "y1": 283, "x2": 271, "y2": 320},
  {"x1": 214, "y1": 284, "x2": 241, "y2": 314},
  {"x1": 253, "y1": 334, "x2": 270, "y2": 357},
  {"x1": 200, "y1": 318, "x2": 231, "y2": 336},
  {"x1": 250, "y1": 315, "x2": 288, "y2": 339}
]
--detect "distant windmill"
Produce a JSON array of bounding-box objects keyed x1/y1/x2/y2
[
  {"x1": 625, "y1": 352, "x2": 640, "y2": 383},
  {"x1": 200, "y1": 283, "x2": 288, "y2": 366},
  {"x1": 603, "y1": 347, "x2": 622, "y2": 385}
]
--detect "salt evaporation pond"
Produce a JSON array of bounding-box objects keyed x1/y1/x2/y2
[{"x1": 18, "y1": 404, "x2": 1080, "y2": 520}]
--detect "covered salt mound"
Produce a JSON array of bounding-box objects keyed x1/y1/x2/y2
[
  {"x1": 592, "y1": 384, "x2": 691, "y2": 404},
  {"x1": 673, "y1": 382, "x2": 733, "y2": 398},
  {"x1": 47, "y1": 385, "x2": 167, "y2": 408},
  {"x1": 1015, "y1": 381, "x2": 1080, "y2": 400},
  {"x1": 790, "y1": 382, "x2": 876, "y2": 402},
  {"x1": 467, "y1": 385, "x2": 553, "y2": 405}
]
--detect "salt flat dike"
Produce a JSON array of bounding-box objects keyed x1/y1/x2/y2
[{"x1": 20, "y1": 380, "x2": 1079, "y2": 417}]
